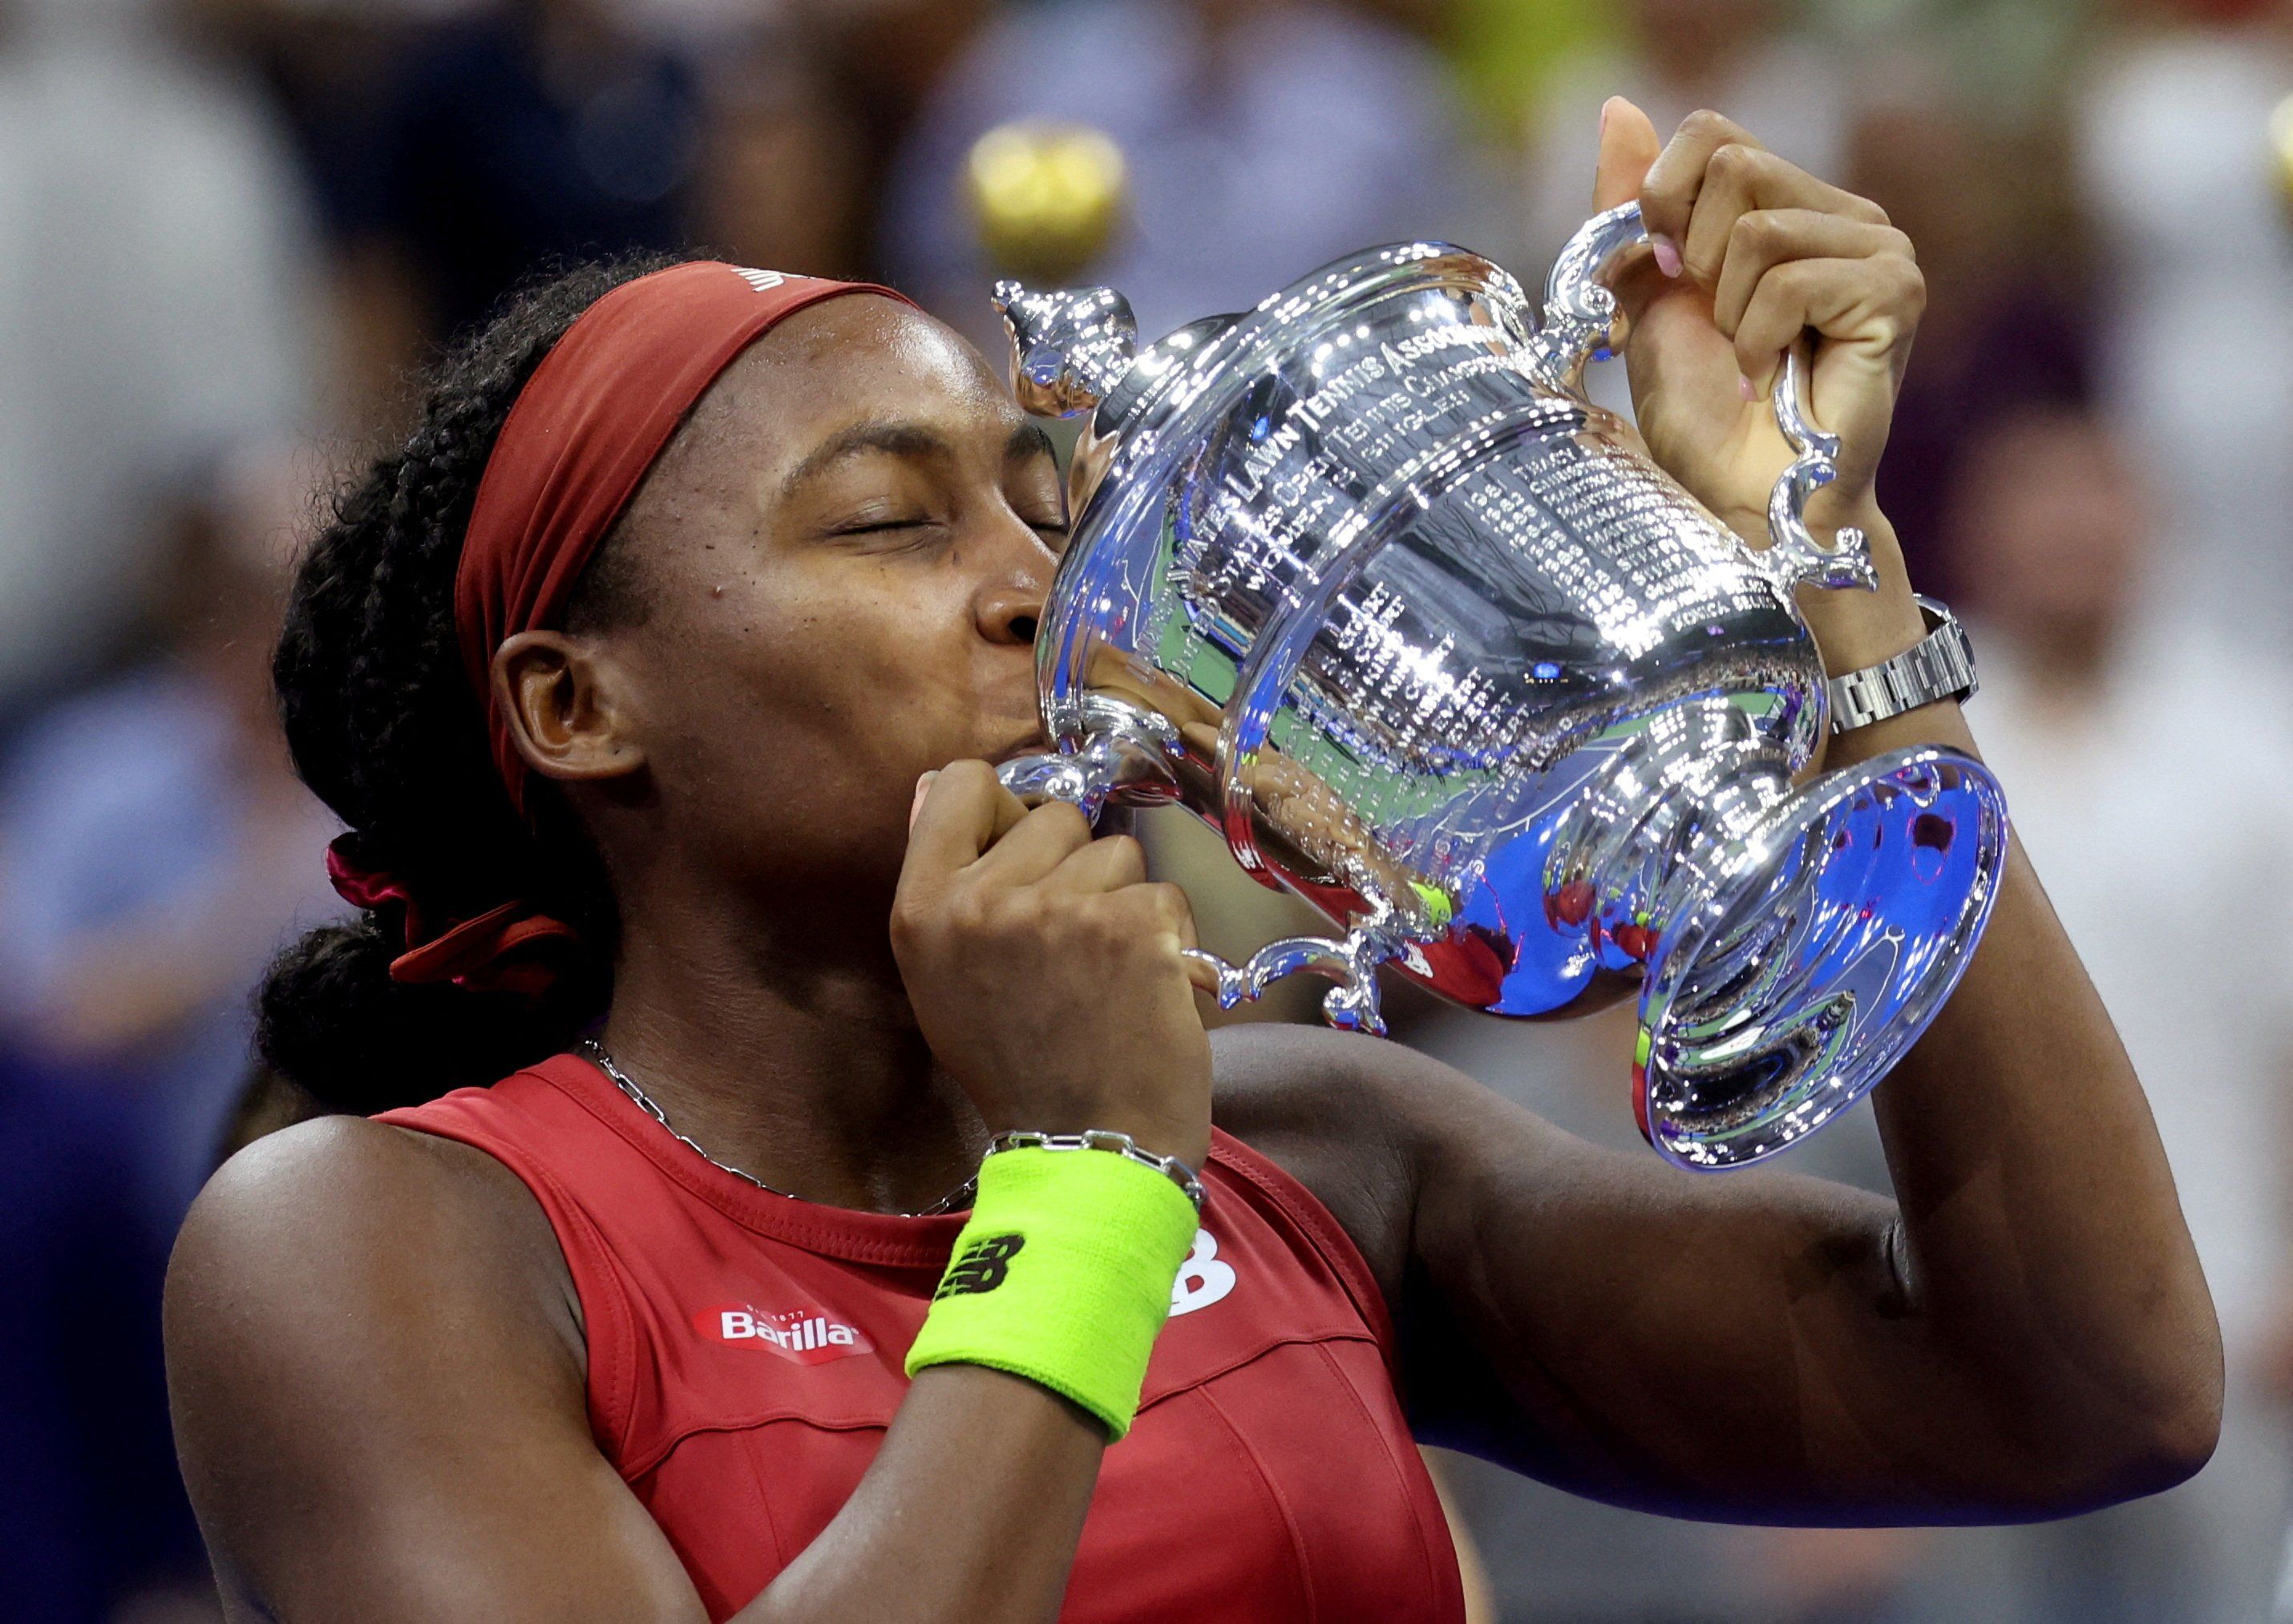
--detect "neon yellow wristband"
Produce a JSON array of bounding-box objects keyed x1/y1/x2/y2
[{"x1": 905, "y1": 1143, "x2": 1201, "y2": 1440}]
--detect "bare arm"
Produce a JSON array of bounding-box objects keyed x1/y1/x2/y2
[{"x1": 167, "y1": 1117, "x2": 1108, "y2": 1623}]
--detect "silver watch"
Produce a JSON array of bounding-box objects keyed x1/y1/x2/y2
[{"x1": 1826, "y1": 595, "x2": 1978, "y2": 733}]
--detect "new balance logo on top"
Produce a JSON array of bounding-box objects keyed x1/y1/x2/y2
[
  {"x1": 695, "y1": 1303, "x2": 873, "y2": 1366},
  {"x1": 734, "y1": 267, "x2": 788, "y2": 294},
  {"x1": 936, "y1": 1233, "x2": 1025, "y2": 1299},
  {"x1": 1169, "y1": 1228, "x2": 1235, "y2": 1318}
]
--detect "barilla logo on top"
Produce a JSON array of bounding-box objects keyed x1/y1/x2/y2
[{"x1": 695, "y1": 1303, "x2": 874, "y2": 1366}]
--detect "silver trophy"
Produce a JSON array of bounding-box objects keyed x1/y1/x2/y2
[{"x1": 994, "y1": 203, "x2": 2008, "y2": 1170}]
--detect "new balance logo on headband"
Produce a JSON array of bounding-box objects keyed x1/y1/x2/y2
[{"x1": 734, "y1": 268, "x2": 789, "y2": 294}]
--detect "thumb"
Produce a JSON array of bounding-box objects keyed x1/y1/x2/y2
[{"x1": 1592, "y1": 95, "x2": 1663, "y2": 213}]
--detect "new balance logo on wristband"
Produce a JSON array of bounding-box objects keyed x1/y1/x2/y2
[
  {"x1": 694, "y1": 1303, "x2": 874, "y2": 1365},
  {"x1": 936, "y1": 1233, "x2": 1025, "y2": 1299}
]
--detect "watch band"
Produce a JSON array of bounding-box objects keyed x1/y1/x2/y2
[{"x1": 1826, "y1": 595, "x2": 1978, "y2": 733}]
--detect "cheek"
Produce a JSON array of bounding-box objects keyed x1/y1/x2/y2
[{"x1": 633, "y1": 564, "x2": 980, "y2": 815}]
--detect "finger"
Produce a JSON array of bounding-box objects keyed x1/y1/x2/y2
[
  {"x1": 969, "y1": 798, "x2": 1096, "y2": 886},
  {"x1": 1711, "y1": 212, "x2": 1915, "y2": 342},
  {"x1": 1037, "y1": 830, "x2": 1151, "y2": 895},
  {"x1": 1636, "y1": 109, "x2": 1767, "y2": 271},
  {"x1": 1183, "y1": 951, "x2": 1222, "y2": 998},
  {"x1": 1152, "y1": 882, "x2": 1201, "y2": 959},
  {"x1": 1142, "y1": 885, "x2": 1223, "y2": 998},
  {"x1": 1123, "y1": 882, "x2": 1215, "y2": 994},
  {"x1": 1680, "y1": 144, "x2": 1888, "y2": 290},
  {"x1": 900, "y1": 760, "x2": 1028, "y2": 883},
  {"x1": 1732, "y1": 255, "x2": 1926, "y2": 393},
  {"x1": 1591, "y1": 95, "x2": 1664, "y2": 215}
]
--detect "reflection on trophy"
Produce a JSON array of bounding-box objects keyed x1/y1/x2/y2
[
  {"x1": 964, "y1": 119, "x2": 1128, "y2": 283},
  {"x1": 994, "y1": 204, "x2": 2008, "y2": 1171}
]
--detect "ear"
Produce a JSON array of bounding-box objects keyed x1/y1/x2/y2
[{"x1": 491, "y1": 629, "x2": 647, "y2": 790}]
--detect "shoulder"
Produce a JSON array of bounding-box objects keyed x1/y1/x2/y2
[
  {"x1": 1209, "y1": 1022, "x2": 1567, "y2": 1308},
  {"x1": 175, "y1": 1110, "x2": 564, "y2": 1280},
  {"x1": 167, "y1": 1116, "x2": 590, "y2": 1601},
  {"x1": 167, "y1": 1113, "x2": 583, "y2": 1424},
  {"x1": 167, "y1": 1119, "x2": 714, "y2": 1614}
]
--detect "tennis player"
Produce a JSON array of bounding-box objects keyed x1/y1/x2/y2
[{"x1": 164, "y1": 103, "x2": 2221, "y2": 1622}]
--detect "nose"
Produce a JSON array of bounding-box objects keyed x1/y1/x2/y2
[
  {"x1": 969, "y1": 485, "x2": 1058, "y2": 648},
  {"x1": 975, "y1": 572, "x2": 1047, "y2": 649}
]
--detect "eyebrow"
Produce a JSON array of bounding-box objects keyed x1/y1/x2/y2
[
  {"x1": 1007, "y1": 418, "x2": 1058, "y2": 469},
  {"x1": 778, "y1": 418, "x2": 1059, "y2": 499}
]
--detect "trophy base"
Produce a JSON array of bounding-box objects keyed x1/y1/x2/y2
[{"x1": 1632, "y1": 746, "x2": 2007, "y2": 1171}]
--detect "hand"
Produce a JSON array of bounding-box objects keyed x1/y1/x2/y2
[
  {"x1": 891, "y1": 761, "x2": 1215, "y2": 1168},
  {"x1": 1594, "y1": 99, "x2": 1929, "y2": 672}
]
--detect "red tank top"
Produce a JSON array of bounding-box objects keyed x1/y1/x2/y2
[{"x1": 376, "y1": 1051, "x2": 1465, "y2": 1622}]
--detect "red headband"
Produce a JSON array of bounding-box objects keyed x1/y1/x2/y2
[{"x1": 330, "y1": 262, "x2": 915, "y2": 994}]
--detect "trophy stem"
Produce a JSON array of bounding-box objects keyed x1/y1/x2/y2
[
  {"x1": 1546, "y1": 700, "x2": 2008, "y2": 1170},
  {"x1": 1644, "y1": 762, "x2": 2008, "y2": 1171}
]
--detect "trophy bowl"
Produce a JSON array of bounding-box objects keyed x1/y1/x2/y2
[{"x1": 994, "y1": 203, "x2": 2008, "y2": 1170}]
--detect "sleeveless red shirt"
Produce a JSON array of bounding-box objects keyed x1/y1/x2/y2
[{"x1": 376, "y1": 1052, "x2": 1466, "y2": 1622}]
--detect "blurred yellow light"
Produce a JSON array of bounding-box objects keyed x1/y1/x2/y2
[
  {"x1": 965, "y1": 120, "x2": 1128, "y2": 282},
  {"x1": 2271, "y1": 94, "x2": 2293, "y2": 217}
]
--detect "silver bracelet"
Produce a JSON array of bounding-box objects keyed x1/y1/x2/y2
[{"x1": 986, "y1": 1129, "x2": 1207, "y2": 1214}]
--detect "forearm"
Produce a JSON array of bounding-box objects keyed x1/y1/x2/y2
[
  {"x1": 738, "y1": 1365, "x2": 1105, "y2": 1624},
  {"x1": 1830, "y1": 697, "x2": 2222, "y2": 1481}
]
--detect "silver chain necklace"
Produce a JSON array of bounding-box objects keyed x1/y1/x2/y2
[{"x1": 580, "y1": 1039, "x2": 979, "y2": 1218}]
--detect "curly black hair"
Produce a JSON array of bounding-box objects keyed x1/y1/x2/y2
[{"x1": 258, "y1": 254, "x2": 690, "y2": 1115}]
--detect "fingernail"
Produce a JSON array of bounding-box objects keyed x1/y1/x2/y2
[
  {"x1": 908, "y1": 770, "x2": 938, "y2": 830},
  {"x1": 1599, "y1": 98, "x2": 1615, "y2": 139},
  {"x1": 1651, "y1": 235, "x2": 1683, "y2": 278},
  {"x1": 1737, "y1": 372, "x2": 1759, "y2": 402}
]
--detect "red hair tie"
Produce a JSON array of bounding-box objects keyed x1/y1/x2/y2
[
  {"x1": 326, "y1": 836, "x2": 580, "y2": 997},
  {"x1": 341, "y1": 264, "x2": 915, "y2": 994}
]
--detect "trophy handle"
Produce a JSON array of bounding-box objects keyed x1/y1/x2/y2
[
  {"x1": 996, "y1": 704, "x2": 1406, "y2": 1036},
  {"x1": 1527, "y1": 200, "x2": 1650, "y2": 394},
  {"x1": 1759, "y1": 345, "x2": 1880, "y2": 595},
  {"x1": 994, "y1": 697, "x2": 1183, "y2": 820},
  {"x1": 993, "y1": 281, "x2": 1138, "y2": 418},
  {"x1": 1533, "y1": 204, "x2": 1878, "y2": 597},
  {"x1": 1180, "y1": 911, "x2": 1412, "y2": 1036}
]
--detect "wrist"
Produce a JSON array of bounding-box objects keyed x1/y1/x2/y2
[
  {"x1": 906, "y1": 1141, "x2": 1200, "y2": 1440},
  {"x1": 1821, "y1": 697, "x2": 1980, "y2": 771},
  {"x1": 1790, "y1": 506, "x2": 1927, "y2": 676}
]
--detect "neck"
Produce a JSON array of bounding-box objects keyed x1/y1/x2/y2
[{"x1": 599, "y1": 868, "x2": 989, "y2": 1215}]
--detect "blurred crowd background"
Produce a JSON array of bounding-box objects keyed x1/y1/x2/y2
[{"x1": 1, "y1": 0, "x2": 2288, "y2": 1619}]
